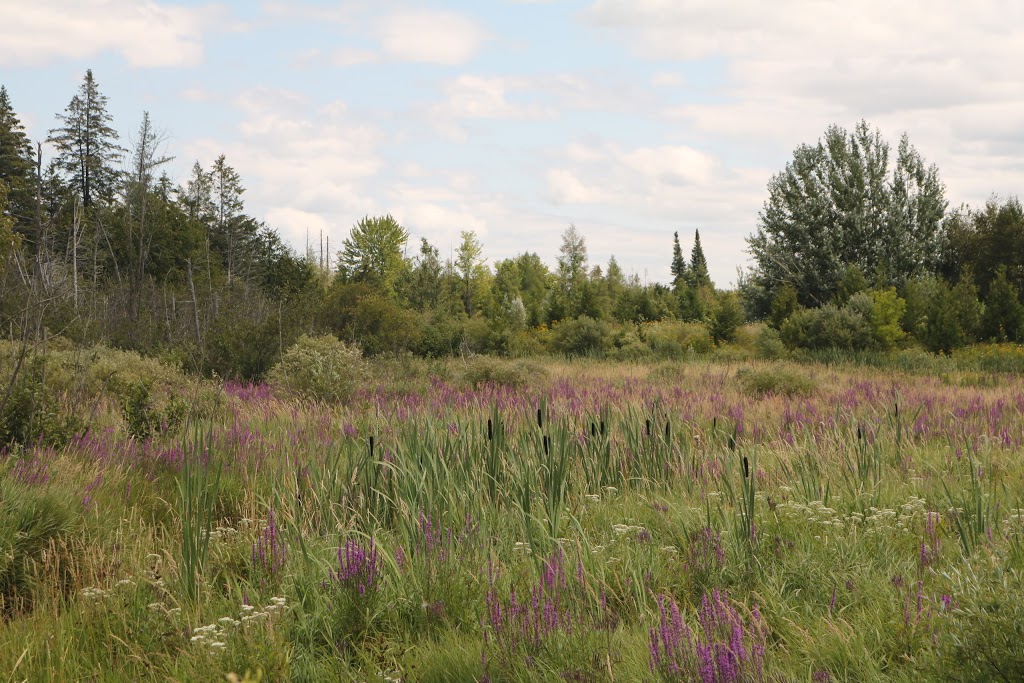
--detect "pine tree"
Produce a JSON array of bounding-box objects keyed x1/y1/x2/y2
[
  {"x1": 0, "y1": 86, "x2": 35, "y2": 228},
  {"x1": 687, "y1": 228, "x2": 712, "y2": 289},
  {"x1": 670, "y1": 231, "x2": 687, "y2": 289},
  {"x1": 210, "y1": 154, "x2": 245, "y2": 284},
  {"x1": 47, "y1": 69, "x2": 124, "y2": 208}
]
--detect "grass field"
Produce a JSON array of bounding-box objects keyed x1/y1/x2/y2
[{"x1": 2, "y1": 356, "x2": 1024, "y2": 681}]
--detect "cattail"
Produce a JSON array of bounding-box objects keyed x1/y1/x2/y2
[
  {"x1": 487, "y1": 418, "x2": 493, "y2": 441},
  {"x1": 665, "y1": 421, "x2": 671, "y2": 440},
  {"x1": 543, "y1": 435, "x2": 549, "y2": 456},
  {"x1": 369, "y1": 435, "x2": 375, "y2": 459},
  {"x1": 742, "y1": 455, "x2": 749, "y2": 478},
  {"x1": 600, "y1": 420, "x2": 605, "y2": 436},
  {"x1": 646, "y1": 418, "x2": 651, "y2": 436},
  {"x1": 537, "y1": 408, "x2": 543, "y2": 428}
]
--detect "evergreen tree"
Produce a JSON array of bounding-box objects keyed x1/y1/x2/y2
[
  {"x1": 670, "y1": 231, "x2": 687, "y2": 288},
  {"x1": 47, "y1": 69, "x2": 124, "y2": 208},
  {"x1": 687, "y1": 228, "x2": 712, "y2": 289},
  {"x1": 210, "y1": 154, "x2": 245, "y2": 285},
  {"x1": 0, "y1": 86, "x2": 35, "y2": 229}
]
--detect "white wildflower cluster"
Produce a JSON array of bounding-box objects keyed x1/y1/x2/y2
[
  {"x1": 208, "y1": 526, "x2": 239, "y2": 542},
  {"x1": 775, "y1": 500, "x2": 845, "y2": 530},
  {"x1": 512, "y1": 541, "x2": 532, "y2": 554},
  {"x1": 190, "y1": 597, "x2": 290, "y2": 651},
  {"x1": 240, "y1": 596, "x2": 289, "y2": 624},
  {"x1": 611, "y1": 523, "x2": 645, "y2": 536},
  {"x1": 80, "y1": 587, "x2": 107, "y2": 600},
  {"x1": 377, "y1": 669, "x2": 402, "y2": 683},
  {"x1": 775, "y1": 495, "x2": 930, "y2": 536},
  {"x1": 189, "y1": 623, "x2": 228, "y2": 650}
]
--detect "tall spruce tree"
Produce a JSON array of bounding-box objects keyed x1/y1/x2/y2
[
  {"x1": 670, "y1": 231, "x2": 687, "y2": 289},
  {"x1": 48, "y1": 69, "x2": 124, "y2": 208},
  {"x1": 0, "y1": 86, "x2": 35, "y2": 229},
  {"x1": 687, "y1": 228, "x2": 712, "y2": 289},
  {"x1": 210, "y1": 154, "x2": 245, "y2": 285}
]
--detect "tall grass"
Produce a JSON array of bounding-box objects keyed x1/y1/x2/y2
[{"x1": 3, "y1": 357, "x2": 1024, "y2": 680}]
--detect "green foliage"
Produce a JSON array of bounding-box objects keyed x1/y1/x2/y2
[
  {"x1": 337, "y1": 215, "x2": 410, "y2": 298},
  {"x1": 686, "y1": 228, "x2": 712, "y2": 289},
  {"x1": 982, "y1": 266, "x2": 1023, "y2": 342},
  {"x1": 709, "y1": 291, "x2": 745, "y2": 343},
  {"x1": 177, "y1": 427, "x2": 221, "y2": 603},
  {"x1": 322, "y1": 283, "x2": 423, "y2": 356},
  {"x1": 457, "y1": 357, "x2": 547, "y2": 389},
  {"x1": 940, "y1": 196, "x2": 1024, "y2": 297},
  {"x1": 642, "y1": 320, "x2": 714, "y2": 357},
  {"x1": 550, "y1": 315, "x2": 609, "y2": 357},
  {"x1": 859, "y1": 288, "x2": 907, "y2": 350},
  {"x1": 780, "y1": 304, "x2": 872, "y2": 351},
  {"x1": 769, "y1": 284, "x2": 799, "y2": 329},
  {"x1": 932, "y1": 568, "x2": 1024, "y2": 682},
  {"x1": 834, "y1": 265, "x2": 869, "y2": 305},
  {"x1": 754, "y1": 326, "x2": 787, "y2": 360},
  {"x1": 748, "y1": 120, "x2": 946, "y2": 307},
  {"x1": 0, "y1": 479, "x2": 77, "y2": 617},
  {"x1": 736, "y1": 365, "x2": 817, "y2": 398},
  {"x1": 0, "y1": 356, "x2": 82, "y2": 448},
  {"x1": 267, "y1": 333, "x2": 367, "y2": 402}
]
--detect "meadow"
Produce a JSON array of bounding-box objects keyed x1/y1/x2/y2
[{"x1": 2, "y1": 348, "x2": 1024, "y2": 682}]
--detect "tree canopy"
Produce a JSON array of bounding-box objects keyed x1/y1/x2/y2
[{"x1": 747, "y1": 120, "x2": 946, "y2": 312}]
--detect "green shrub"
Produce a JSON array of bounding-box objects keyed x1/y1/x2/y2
[
  {"x1": 754, "y1": 326, "x2": 788, "y2": 360},
  {"x1": 643, "y1": 321, "x2": 714, "y2": 358},
  {"x1": 780, "y1": 304, "x2": 872, "y2": 351},
  {"x1": 267, "y1": 334, "x2": 367, "y2": 402},
  {"x1": 736, "y1": 365, "x2": 818, "y2": 398},
  {"x1": 458, "y1": 357, "x2": 547, "y2": 388},
  {"x1": 550, "y1": 316, "x2": 611, "y2": 357},
  {"x1": 0, "y1": 357, "x2": 82, "y2": 448},
  {"x1": 709, "y1": 291, "x2": 745, "y2": 343}
]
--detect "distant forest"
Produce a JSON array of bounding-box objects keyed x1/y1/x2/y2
[{"x1": 3, "y1": 71, "x2": 1024, "y2": 380}]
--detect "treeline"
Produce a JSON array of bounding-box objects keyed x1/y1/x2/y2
[
  {"x1": 1, "y1": 71, "x2": 741, "y2": 381},
  {"x1": 3, "y1": 74, "x2": 1024, "y2": 381}
]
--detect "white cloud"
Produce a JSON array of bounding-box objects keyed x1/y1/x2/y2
[
  {"x1": 376, "y1": 10, "x2": 489, "y2": 65},
  {"x1": 0, "y1": 1, "x2": 228, "y2": 68},
  {"x1": 185, "y1": 88, "x2": 383, "y2": 246},
  {"x1": 542, "y1": 140, "x2": 770, "y2": 286},
  {"x1": 435, "y1": 75, "x2": 557, "y2": 120},
  {"x1": 584, "y1": 0, "x2": 1024, "y2": 249}
]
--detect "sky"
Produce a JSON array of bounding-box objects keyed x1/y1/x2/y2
[{"x1": 2, "y1": 1, "x2": 1024, "y2": 288}]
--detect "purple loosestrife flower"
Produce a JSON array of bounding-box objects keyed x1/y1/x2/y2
[
  {"x1": 252, "y1": 509, "x2": 287, "y2": 588},
  {"x1": 649, "y1": 591, "x2": 766, "y2": 683},
  {"x1": 331, "y1": 539, "x2": 382, "y2": 595}
]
